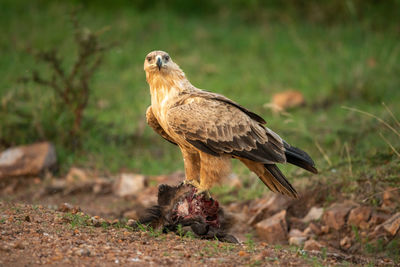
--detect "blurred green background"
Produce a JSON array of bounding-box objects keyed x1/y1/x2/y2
[{"x1": 1, "y1": 0, "x2": 399, "y2": 197}]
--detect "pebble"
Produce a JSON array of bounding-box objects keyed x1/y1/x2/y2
[
  {"x1": 289, "y1": 236, "x2": 307, "y2": 246},
  {"x1": 77, "y1": 247, "x2": 91, "y2": 256},
  {"x1": 238, "y1": 250, "x2": 248, "y2": 257}
]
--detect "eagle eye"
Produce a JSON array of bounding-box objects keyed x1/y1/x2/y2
[
  {"x1": 147, "y1": 56, "x2": 152, "y2": 62},
  {"x1": 164, "y1": 55, "x2": 170, "y2": 61}
]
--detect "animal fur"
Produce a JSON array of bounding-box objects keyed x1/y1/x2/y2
[{"x1": 137, "y1": 183, "x2": 238, "y2": 243}]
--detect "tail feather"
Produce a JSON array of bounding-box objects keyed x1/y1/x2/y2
[
  {"x1": 284, "y1": 142, "x2": 318, "y2": 174},
  {"x1": 263, "y1": 164, "x2": 299, "y2": 198},
  {"x1": 239, "y1": 158, "x2": 299, "y2": 198}
]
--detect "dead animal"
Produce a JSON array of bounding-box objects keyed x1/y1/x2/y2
[{"x1": 135, "y1": 183, "x2": 238, "y2": 243}]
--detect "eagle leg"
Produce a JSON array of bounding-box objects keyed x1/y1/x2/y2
[{"x1": 183, "y1": 180, "x2": 211, "y2": 199}]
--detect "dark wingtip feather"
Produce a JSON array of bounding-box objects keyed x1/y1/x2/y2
[{"x1": 283, "y1": 142, "x2": 318, "y2": 174}]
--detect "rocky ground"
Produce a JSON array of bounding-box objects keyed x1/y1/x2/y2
[
  {"x1": 1, "y1": 172, "x2": 399, "y2": 266},
  {"x1": 0, "y1": 202, "x2": 392, "y2": 266},
  {"x1": 0, "y1": 143, "x2": 399, "y2": 266}
]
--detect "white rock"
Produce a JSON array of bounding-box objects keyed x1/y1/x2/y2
[
  {"x1": 114, "y1": 173, "x2": 146, "y2": 197},
  {"x1": 301, "y1": 207, "x2": 324, "y2": 223},
  {"x1": 0, "y1": 142, "x2": 56, "y2": 179},
  {"x1": 289, "y1": 236, "x2": 306, "y2": 246}
]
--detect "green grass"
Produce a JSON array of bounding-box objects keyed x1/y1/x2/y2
[
  {"x1": 63, "y1": 212, "x2": 91, "y2": 228},
  {"x1": 0, "y1": 1, "x2": 399, "y2": 200}
]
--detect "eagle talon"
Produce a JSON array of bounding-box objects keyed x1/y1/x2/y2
[
  {"x1": 194, "y1": 188, "x2": 212, "y2": 200},
  {"x1": 183, "y1": 179, "x2": 201, "y2": 188}
]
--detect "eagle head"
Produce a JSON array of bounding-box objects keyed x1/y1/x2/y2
[
  {"x1": 144, "y1": 50, "x2": 186, "y2": 87},
  {"x1": 144, "y1": 50, "x2": 181, "y2": 73}
]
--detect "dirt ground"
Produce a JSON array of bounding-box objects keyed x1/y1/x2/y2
[
  {"x1": 0, "y1": 177, "x2": 396, "y2": 266},
  {"x1": 1, "y1": 202, "x2": 390, "y2": 267}
]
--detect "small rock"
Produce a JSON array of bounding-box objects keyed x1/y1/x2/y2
[
  {"x1": 173, "y1": 244, "x2": 184, "y2": 250},
  {"x1": 25, "y1": 215, "x2": 32, "y2": 222},
  {"x1": 347, "y1": 206, "x2": 372, "y2": 227},
  {"x1": 127, "y1": 219, "x2": 136, "y2": 227},
  {"x1": 303, "y1": 239, "x2": 324, "y2": 252},
  {"x1": 302, "y1": 226, "x2": 314, "y2": 237},
  {"x1": 270, "y1": 90, "x2": 305, "y2": 113},
  {"x1": 381, "y1": 212, "x2": 400, "y2": 236},
  {"x1": 123, "y1": 210, "x2": 139, "y2": 220},
  {"x1": 253, "y1": 250, "x2": 269, "y2": 261},
  {"x1": 309, "y1": 222, "x2": 322, "y2": 235},
  {"x1": 0, "y1": 245, "x2": 11, "y2": 252},
  {"x1": 382, "y1": 188, "x2": 399, "y2": 209},
  {"x1": 0, "y1": 142, "x2": 56, "y2": 179},
  {"x1": 288, "y1": 228, "x2": 304, "y2": 238},
  {"x1": 238, "y1": 250, "x2": 248, "y2": 257},
  {"x1": 340, "y1": 236, "x2": 351, "y2": 250},
  {"x1": 13, "y1": 241, "x2": 26, "y2": 249},
  {"x1": 249, "y1": 194, "x2": 290, "y2": 225},
  {"x1": 289, "y1": 236, "x2": 306, "y2": 246},
  {"x1": 76, "y1": 247, "x2": 91, "y2": 257},
  {"x1": 301, "y1": 207, "x2": 324, "y2": 223},
  {"x1": 113, "y1": 173, "x2": 146, "y2": 197},
  {"x1": 92, "y1": 178, "x2": 113, "y2": 194},
  {"x1": 369, "y1": 211, "x2": 390, "y2": 226},
  {"x1": 321, "y1": 225, "x2": 330, "y2": 234},
  {"x1": 322, "y1": 202, "x2": 355, "y2": 230},
  {"x1": 58, "y1": 203, "x2": 81, "y2": 214},
  {"x1": 66, "y1": 167, "x2": 90, "y2": 184},
  {"x1": 91, "y1": 216, "x2": 102, "y2": 227},
  {"x1": 255, "y1": 210, "x2": 287, "y2": 244}
]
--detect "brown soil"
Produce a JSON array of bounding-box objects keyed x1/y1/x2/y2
[{"x1": 0, "y1": 177, "x2": 395, "y2": 266}]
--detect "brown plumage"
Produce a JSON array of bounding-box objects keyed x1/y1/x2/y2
[{"x1": 144, "y1": 50, "x2": 317, "y2": 198}]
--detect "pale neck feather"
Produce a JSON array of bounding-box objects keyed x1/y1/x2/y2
[{"x1": 146, "y1": 68, "x2": 191, "y2": 106}]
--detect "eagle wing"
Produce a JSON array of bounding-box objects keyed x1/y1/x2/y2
[
  {"x1": 146, "y1": 106, "x2": 177, "y2": 145},
  {"x1": 166, "y1": 96, "x2": 286, "y2": 164}
]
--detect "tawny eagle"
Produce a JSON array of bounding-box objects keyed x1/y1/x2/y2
[{"x1": 144, "y1": 51, "x2": 317, "y2": 198}]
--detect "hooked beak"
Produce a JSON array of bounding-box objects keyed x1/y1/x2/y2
[{"x1": 156, "y1": 57, "x2": 162, "y2": 71}]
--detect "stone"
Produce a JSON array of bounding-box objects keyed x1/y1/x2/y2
[
  {"x1": 270, "y1": 90, "x2": 305, "y2": 113},
  {"x1": 123, "y1": 210, "x2": 139, "y2": 220},
  {"x1": 66, "y1": 167, "x2": 90, "y2": 184},
  {"x1": 303, "y1": 227, "x2": 313, "y2": 237},
  {"x1": 249, "y1": 194, "x2": 291, "y2": 225},
  {"x1": 369, "y1": 211, "x2": 390, "y2": 226},
  {"x1": 321, "y1": 225, "x2": 330, "y2": 234},
  {"x1": 288, "y1": 228, "x2": 304, "y2": 238},
  {"x1": 347, "y1": 206, "x2": 372, "y2": 227},
  {"x1": 340, "y1": 236, "x2": 351, "y2": 250},
  {"x1": 0, "y1": 142, "x2": 56, "y2": 179},
  {"x1": 289, "y1": 236, "x2": 306, "y2": 246},
  {"x1": 381, "y1": 212, "x2": 400, "y2": 236},
  {"x1": 382, "y1": 187, "x2": 399, "y2": 209},
  {"x1": 113, "y1": 173, "x2": 146, "y2": 197},
  {"x1": 238, "y1": 251, "x2": 248, "y2": 257},
  {"x1": 76, "y1": 247, "x2": 91, "y2": 257},
  {"x1": 58, "y1": 203, "x2": 81, "y2": 214},
  {"x1": 255, "y1": 210, "x2": 287, "y2": 244},
  {"x1": 322, "y1": 202, "x2": 355, "y2": 230},
  {"x1": 303, "y1": 239, "x2": 324, "y2": 252},
  {"x1": 308, "y1": 222, "x2": 322, "y2": 235},
  {"x1": 301, "y1": 207, "x2": 324, "y2": 223}
]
